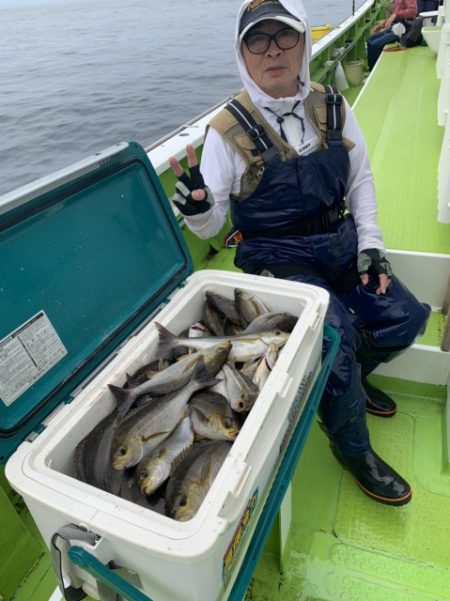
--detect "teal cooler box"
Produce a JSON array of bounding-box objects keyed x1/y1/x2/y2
[{"x1": 2, "y1": 142, "x2": 330, "y2": 601}]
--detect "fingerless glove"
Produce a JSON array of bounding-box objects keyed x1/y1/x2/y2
[
  {"x1": 357, "y1": 249, "x2": 393, "y2": 278},
  {"x1": 171, "y1": 165, "x2": 214, "y2": 216}
]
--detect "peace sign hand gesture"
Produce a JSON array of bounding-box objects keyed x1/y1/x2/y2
[{"x1": 168, "y1": 145, "x2": 214, "y2": 216}]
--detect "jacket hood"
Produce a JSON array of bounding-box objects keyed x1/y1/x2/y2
[{"x1": 235, "y1": 0, "x2": 311, "y2": 109}]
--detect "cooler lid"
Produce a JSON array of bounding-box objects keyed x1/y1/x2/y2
[{"x1": 0, "y1": 141, "x2": 193, "y2": 462}]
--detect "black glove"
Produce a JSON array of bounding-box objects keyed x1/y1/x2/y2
[
  {"x1": 171, "y1": 164, "x2": 214, "y2": 216},
  {"x1": 357, "y1": 248, "x2": 393, "y2": 278}
]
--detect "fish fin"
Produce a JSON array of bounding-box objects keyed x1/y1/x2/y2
[
  {"x1": 199, "y1": 458, "x2": 213, "y2": 487},
  {"x1": 191, "y1": 358, "x2": 219, "y2": 389},
  {"x1": 108, "y1": 384, "x2": 136, "y2": 418},
  {"x1": 190, "y1": 406, "x2": 209, "y2": 426},
  {"x1": 142, "y1": 430, "x2": 171, "y2": 443},
  {"x1": 240, "y1": 370, "x2": 260, "y2": 392},
  {"x1": 154, "y1": 322, "x2": 179, "y2": 358},
  {"x1": 169, "y1": 443, "x2": 196, "y2": 474}
]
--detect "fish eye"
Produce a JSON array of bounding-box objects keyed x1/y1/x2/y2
[
  {"x1": 224, "y1": 418, "x2": 233, "y2": 428},
  {"x1": 139, "y1": 470, "x2": 148, "y2": 480},
  {"x1": 118, "y1": 446, "x2": 128, "y2": 456},
  {"x1": 178, "y1": 495, "x2": 187, "y2": 507}
]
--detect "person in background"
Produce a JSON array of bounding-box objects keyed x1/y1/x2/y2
[
  {"x1": 168, "y1": 0, "x2": 430, "y2": 506},
  {"x1": 367, "y1": 0, "x2": 418, "y2": 70}
]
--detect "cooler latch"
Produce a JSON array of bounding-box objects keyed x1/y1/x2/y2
[{"x1": 51, "y1": 524, "x2": 100, "y2": 601}]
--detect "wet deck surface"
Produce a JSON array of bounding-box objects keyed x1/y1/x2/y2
[{"x1": 247, "y1": 377, "x2": 450, "y2": 601}]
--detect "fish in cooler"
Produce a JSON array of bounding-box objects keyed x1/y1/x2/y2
[
  {"x1": 211, "y1": 363, "x2": 259, "y2": 412},
  {"x1": 155, "y1": 322, "x2": 290, "y2": 364},
  {"x1": 137, "y1": 416, "x2": 195, "y2": 496},
  {"x1": 234, "y1": 287, "x2": 269, "y2": 326},
  {"x1": 189, "y1": 390, "x2": 241, "y2": 440},
  {"x1": 166, "y1": 440, "x2": 233, "y2": 522},
  {"x1": 74, "y1": 287, "x2": 298, "y2": 520},
  {"x1": 111, "y1": 361, "x2": 218, "y2": 470},
  {"x1": 109, "y1": 341, "x2": 231, "y2": 413}
]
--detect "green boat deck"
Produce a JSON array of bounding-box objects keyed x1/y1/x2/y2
[
  {"x1": 2, "y1": 41, "x2": 450, "y2": 601},
  {"x1": 354, "y1": 45, "x2": 447, "y2": 254},
  {"x1": 248, "y1": 377, "x2": 450, "y2": 601}
]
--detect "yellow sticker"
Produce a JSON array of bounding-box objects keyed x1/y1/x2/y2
[{"x1": 223, "y1": 489, "x2": 259, "y2": 585}]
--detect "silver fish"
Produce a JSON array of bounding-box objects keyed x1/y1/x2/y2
[
  {"x1": 224, "y1": 319, "x2": 245, "y2": 337},
  {"x1": 166, "y1": 440, "x2": 232, "y2": 521},
  {"x1": 234, "y1": 288, "x2": 269, "y2": 326},
  {"x1": 109, "y1": 341, "x2": 231, "y2": 414},
  {"x1": 211, "y1": 363, "x2": 259, "y2": 412},
  {"x1": 118, "y1": 468, "x2": 159, "y2": 510},
  {"x1": 202, "y1": 299, "x2": 226, "y2": 336},
  {"x1": 205, "y1": 291, "x2": 242, "y2": 325},
  {"x1": 111, "y1": 361, "x2": 217, "y2": 470},
  {"x1": 155, "y1": 322, "x2": 289, "y2": 364},
  {"x1": 137, "y1": 416, "x2": 194, "y2": 496},
  {"x1": 189, "y1": 391, "x2": 240, "y2": 441},
  {"x1": 74, "y1": 408, "x2": 123, "y2": 495},
  {"x1": 129, "y1": 358, "x2": 172, "y2": 385},
  {"x1": 243, "y1": 312, "x2": 298, "y2": 334},
  {"x1": 252, "y1": 342, "x2": 279, "y2": 390}
]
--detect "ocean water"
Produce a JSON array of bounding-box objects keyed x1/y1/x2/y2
[{"x1": 0, "y1": 0, "x2": 366, "y2": 195}]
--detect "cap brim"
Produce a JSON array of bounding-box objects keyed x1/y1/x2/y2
[{"x1": 239, "y1": 15, "x2": 305, "y2": 45}]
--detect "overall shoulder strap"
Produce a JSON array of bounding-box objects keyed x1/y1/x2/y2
[
  {"x1": 323, "y1": 84, "x2": 343, "y2": 146},
  {"x1": 224, "y1": 97, "x2": 280, "y2": 164},
  {"x1": 210, "y1": 90, "x2": 300, "y2": 165},
  {"x1": 305, "y1": 82, "x2": 354, "y2": 150}
]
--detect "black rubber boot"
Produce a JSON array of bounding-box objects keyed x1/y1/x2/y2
[
  {"x1": 332, "y1": 446, "x2": 412, "y2": 506},
  {"x1": 362, "y1": 376, "x2": 397, "y2": 417}
]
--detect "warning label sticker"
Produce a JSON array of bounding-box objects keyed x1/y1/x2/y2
[{"x1": 0, "y1": 311, "x2": 67, "y2": 406}]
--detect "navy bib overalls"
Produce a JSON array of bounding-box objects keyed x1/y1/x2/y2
[{"x1": 229, "y1": 99, "x2": 430, "y2": 456}]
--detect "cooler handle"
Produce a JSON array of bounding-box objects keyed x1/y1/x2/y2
[
  {"x1": 51, "y1": 524, "x2": 100, "y2": 601},
  {"x1": 68, "y1": 546, "x2": 152, "y2": 601}
]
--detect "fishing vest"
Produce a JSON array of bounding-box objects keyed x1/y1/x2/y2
[{"x1": 208, "y1": 83, "x2": 355, "y2": 201}]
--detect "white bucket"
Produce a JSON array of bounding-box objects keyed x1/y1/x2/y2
[{"x1": 343, "y1": 60, "x2": 364, "y2": 86}]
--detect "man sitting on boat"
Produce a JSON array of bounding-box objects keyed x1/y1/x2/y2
[
  {"x1": 168, "y1": 0, "x2": 430, "y2": 506},
  {"x1": 367, "y1": 0, "x2": 418, "y2": 70}
]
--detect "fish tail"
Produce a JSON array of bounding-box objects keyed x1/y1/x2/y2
[
  {"x1": 155, "y1": 322, "x2": 178, "y2": 358},
  {"x1": 108, "y1": 384, "x2": 135, "y2": 417}
]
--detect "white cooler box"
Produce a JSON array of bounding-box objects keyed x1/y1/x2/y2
[{"x1": 1, "y1": 142, "x2": 330, "y2": 601}]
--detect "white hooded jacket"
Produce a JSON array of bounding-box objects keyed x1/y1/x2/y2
[{"x1": 184, "y1": 0, "x2": 384, "y2": 254}]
